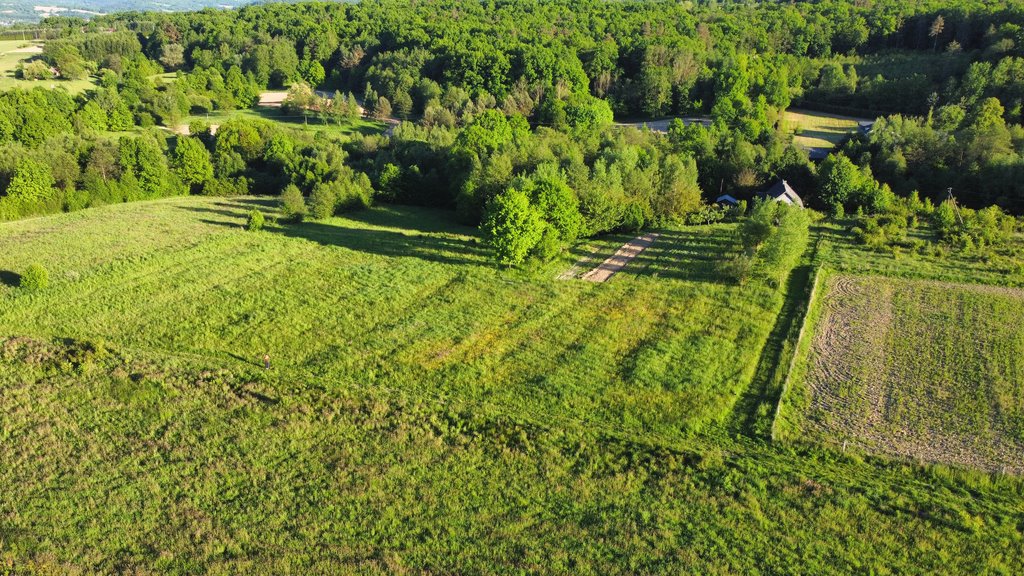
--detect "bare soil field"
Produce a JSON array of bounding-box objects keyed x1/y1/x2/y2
[{"x1": 789, "y1": 274, "x2": 1024, "y2": 473}]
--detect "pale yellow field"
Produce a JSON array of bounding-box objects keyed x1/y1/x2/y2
[{"x1": 783, "y1": 108, "x2": 868, "y2": 150}]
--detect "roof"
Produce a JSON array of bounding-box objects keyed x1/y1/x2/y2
[
  {"x1": 760, "y1": 180, "x2": 804, "y2": 208},
  {"x1": 715, "y1": 194, "x2": 739, "y2": 206}
]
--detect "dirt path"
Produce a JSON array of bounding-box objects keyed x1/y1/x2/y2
[{"x1": 577, "y1": 233, "x2": 659, "y2": 283}]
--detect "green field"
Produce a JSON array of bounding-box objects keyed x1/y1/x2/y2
[
  {"x1": 0, "y1": 39, "x2": 96, "y2": 94},
  {"x1": 782, "y1": 109, "x2": 865, "y2": 151},
  {"x1": 777, "y1": 273, "x2": 1024, "y2": 473},
  {"x1": 0, "y1": 197, "x2": 781, "y2": 438},
  {"x1": 2, "y1": 198, "x2": 1024, "y2": 573},
  {"x1": 182, "y1": 107, "x2": 387, "y2": 137}
]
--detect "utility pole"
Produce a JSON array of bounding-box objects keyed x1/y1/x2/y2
[{"x1": 947, "y1": 187, "x2": 965, "y2": 227}]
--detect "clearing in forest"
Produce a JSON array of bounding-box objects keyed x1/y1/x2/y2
[
  {"x1": 0, "y1": 39, "x2": 96, "y2": 94},
  {"x1": 777, "y1": 274, "x2": 1024, "y2": 473},
  {"x1": 782, "y1": 109, "x2": 867, "y2": 151}
]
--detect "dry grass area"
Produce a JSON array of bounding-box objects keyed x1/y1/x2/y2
[
  {"x1": 782, "y1": 109, "x2": 867, "y2": 151},
  {"x1": 787, "y1": 274, "x2": 1024, "y2": 473}
]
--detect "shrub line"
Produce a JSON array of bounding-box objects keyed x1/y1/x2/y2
[{"x1": 770, "y1": 244, "x2": 827, "y2": 442}]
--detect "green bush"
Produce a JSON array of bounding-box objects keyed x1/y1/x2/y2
[
  {"x1": 20, "y1": 263, "x2": 49, "y2": 291},
  {"x1": 246, "y1": 209, "x2": 265, "y2": 231},
  {"x1": 309, "y1": 181, "x2": 339, "y2": 220},
  {"x1": 482, "y1": 187, "x2": 543, "y2": 266},
  {"x1": 531, "y1": 226, "x2": 562, "y2": 262},
  {"x1": 280, "y1": 184, "x2": 307, "y2": 220}
]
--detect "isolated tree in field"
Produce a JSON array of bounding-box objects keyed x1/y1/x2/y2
[
  {"x1": 283, "y1": 82, "x2": 315, "y2": 116},
  {"x1": 328, "y1": 91, "x2": 347, "y2": 124},
  {"x1": 280, "y1": 183, "x2": 306, "y2": 219},
  {"x1": 172, "y1": 136, "x2": 214, "y2": 191},
  {"x1": 246, "y1": 209, "x2": 265, "y2": 231},
  {"x1": 739, "y1": 200, "x2": 777, "y2": 251},
  {"x1": 757, "y1": 204, "x2": 810, "y2": 285},
  {"x1": 727, "y1": 201, "x2": 809, "y2": 286},
  {"x1": 482, "y1": 186, "x2": 543, "y2": 266}
]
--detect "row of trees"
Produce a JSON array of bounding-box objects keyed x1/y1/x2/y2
[{"x1": 2, "y1": 0, "x2": 1023, "y2": 268}]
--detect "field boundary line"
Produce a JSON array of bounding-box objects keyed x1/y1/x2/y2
[{"x1": 770, "y1": 262, "x2": 827, "y2": 442}]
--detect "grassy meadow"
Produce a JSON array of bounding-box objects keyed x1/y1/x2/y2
[
  {"x1": 1, "y1": 198, "x2": 1024, "y2": 573},
  {"x1": 0, "y1": 39, "x2": 96, "y2": 94},
  {"x1": 0, "y1": 196, "x2": 782, "y2": 438},
  {"x1": 782, "y1": 108, "x2": 865, "y2": 151},
  {"x1": 181, "y1": 106, "x2": 387, "y2": 137}
]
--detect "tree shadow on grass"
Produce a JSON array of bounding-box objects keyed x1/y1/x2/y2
[
  {"x1": 190, "y1": 202, "x2": 491, "y2": 267},
  {"x1": 215, "y1": 197, "x2": 279, "y2": 210},
  {"x1": 615, "y1": 228, "x2": 736, "y2": 283},
  {"x1": 274, "y1": 219, "x2": 490, "y2": 267},
  {"x1": 179, "y1": 205, "x2": 250, "y2": 220},
  {"x1": 339, "y1": 204, "x2": 479, "y2": 236},
  {"x1": 0, "y1": 270, "x2": 20, "y2": 287}
]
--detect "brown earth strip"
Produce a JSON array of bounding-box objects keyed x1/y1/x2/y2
[
  {"x1": 801, "y1": 275, "x2": 1024, "y2": 474},
  {"x1": 579, "y1": 233, "x2": 659, "y2": 283}
]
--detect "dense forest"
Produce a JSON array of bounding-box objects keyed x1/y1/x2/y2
[{"x1": 2, "y1": 0, "x2": 1024, "y2": 262}]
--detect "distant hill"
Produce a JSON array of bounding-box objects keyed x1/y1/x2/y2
[{"x1": 0, "y1": 0, "x2": 251, "y2": 24}]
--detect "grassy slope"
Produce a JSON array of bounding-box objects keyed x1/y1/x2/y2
[
  {"x1": 782, "y1": 109, "x2": 864, "y2": 150},
  {"x1": 2, "y1": 336, "x2": 1022, "y2": 575},
  {"x1": 1, "y1": 200, "x2": 1023, "y2": 574},
  {"x1": 0, "y1": 197, "x2": 779, "y2": 438}
]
